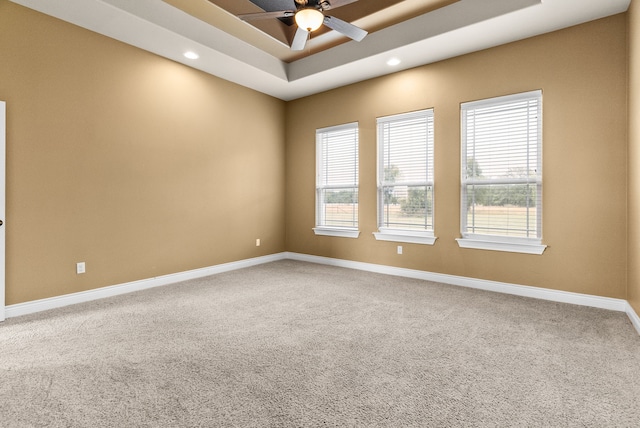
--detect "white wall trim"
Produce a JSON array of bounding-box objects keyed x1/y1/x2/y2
[
  {"x1": 312, "y1": 227, "x2": 360, "y2": 238},
  {"x1": 4, "y1": 253, "x2": 287, "y2": 319},
  {"x1": 456, "y1": 237, "x2": 547, "y2": 255},
  {"x1": 373, "y1": 231, "x2": 437, "y2": 245},
  {"x1": 0, "y1": 101, "x2": 5, "y2": 322},
  {"x1": 284, "y1": 252, "x2": 629, "y2": 312},
  {"x1": 627, "y1": 302, "x2": 640, "y2": 336},
  {"x1": 4, "y1": 251, "x2": 639, "y2": 338}
]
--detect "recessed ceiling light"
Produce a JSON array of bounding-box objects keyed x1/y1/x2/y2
[
  {"x1": 387, "y1": 58, "x2": 401, "y2": 66},
  {"x1": 184, "y1": 51, "x2": 199, "y2": 60}
]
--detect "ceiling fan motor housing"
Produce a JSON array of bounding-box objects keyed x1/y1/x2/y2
[{"x1": 295, "y1": 0, "x2": 331, "y2": 11}]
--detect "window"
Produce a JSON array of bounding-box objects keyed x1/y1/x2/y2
[
  {"x1": 374, "y1": 109, "x2": 436, "y2": 245},
  {"x1": 458, "y1": 90, "x2": 546, "y2": 254},
  {"x1": 314, "y1": 122, "x2": 360, "y2": 238}
]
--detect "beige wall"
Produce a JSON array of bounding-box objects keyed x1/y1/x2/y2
[
  {"x1": 629, "y1": 0, "x2": 640, "y2": 315},
  {"x1": 0, "y1": 1, "x2": 634, "y2": 308},
  {"x1": 0, "y1": 1, "x2": 286, "y2": 305},
  {"x1": 286, "y1": 15, "x2": 628, "y2": 299}
]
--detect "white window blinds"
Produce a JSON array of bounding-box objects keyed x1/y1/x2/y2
[
  {"x1": 377, "y1": 110, "x2": 434, "y2": 234},
  {"x1": 461, "y1": 90, "x2": 542, "y2": 243},
  {"x1": 316, "y1": 122, "x2": 359, "y2": 230}
]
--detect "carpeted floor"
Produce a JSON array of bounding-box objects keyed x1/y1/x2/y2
[{"x1": 0, "y1": 260, "x2": 639, "y2": 427}]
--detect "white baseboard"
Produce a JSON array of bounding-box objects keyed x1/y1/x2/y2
[
  {"x1": 627, "y1": 302, "x2": 640, "y2": 336},
  {"x1": 284, "y1": 252, "x2": 629, "y2": 312},
  {"x1": 287, "y1": 252, "x2": 640, "y2": 336},
  {"x1": 5, "y1": 253, "x2": 287, "y2": 319},
  {"x1": 4, "y1": 251, "x2": 639, "y2": 337}
]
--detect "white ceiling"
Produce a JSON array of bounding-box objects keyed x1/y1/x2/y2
[{"x1": 10, "y1": 0, "x2": 632, "y2": 101}]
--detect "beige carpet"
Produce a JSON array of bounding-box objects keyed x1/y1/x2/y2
[{"x1": 1, "y1": 260, "x2": 639, "y2": 427}]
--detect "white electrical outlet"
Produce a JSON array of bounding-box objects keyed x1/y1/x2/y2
[
  {"x1": 397, "y1": 246, "x2": 403, "y2": 255},
  {"x1": 256, "y1": 238, "x2": 261, "y2": 247},
  {"x1": 76, "y1": 262, "x2": 86, "y2": 274}
]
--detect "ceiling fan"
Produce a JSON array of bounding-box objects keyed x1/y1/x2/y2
[{"x1": 236, "y1": 0, "x2": 368, "y2": 51}]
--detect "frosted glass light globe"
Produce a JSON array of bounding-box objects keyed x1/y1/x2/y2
[{"x1": 295, "y1": 8, "x2": 324, "y2": 32}]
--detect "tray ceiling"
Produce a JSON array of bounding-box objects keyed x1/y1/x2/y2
[
  {"x1": 8, "y1": 0, "x2": 632, "y2": 100},
  {"x1": 166, "y1": 0, "x2": 457, "y2": 62}
]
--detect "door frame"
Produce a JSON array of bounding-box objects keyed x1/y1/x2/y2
[{"x1": 0, "y1": 101, "x2": 5, "y2": 321}]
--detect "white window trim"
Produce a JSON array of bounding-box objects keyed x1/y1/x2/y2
[
  {"x1": 313, "y1": 227, "x2": 360, "y2": 238},
  {"x1": 458, "y1": 90, "x2": 544, "y2": 255},
  {"x1": 375, "y1": 109, "x2": 436, "y2": 245},
  {"x1": 456, "y1": 234, "x2": 546, "y2": 255},
  {"x1": 373, "y1": 228, "x2": 436, "y2": 245},
  {"x1": 315, "y1": 122, "x2": 360, "y2": 236}
]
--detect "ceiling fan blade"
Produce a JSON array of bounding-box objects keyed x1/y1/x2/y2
[
  {"x1": 238, "y1": 10, "x2": 295, "y2": 21},
  {"x1": 291, "y1": 26, "x2": 309, "y2": 51},
  {"x1": 320, "y1": 0, "x2": 358, "y2": 11},
  {"x1": 323, "y1": 16, "x2": 367, "y2": 41},
  {"x1": 248, "y1": 0, "x2": 297, "y2": 13}
]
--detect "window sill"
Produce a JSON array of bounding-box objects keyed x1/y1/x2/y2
[
  {"x1": 373, "y1": 229, "x2": 437, "y2": 245},
  {"x1": 456, "y1": 237, "x2": 547, "y2": 255},
  {"x1": 313, "y1": 227, "x2": 360, "y2": 238}
]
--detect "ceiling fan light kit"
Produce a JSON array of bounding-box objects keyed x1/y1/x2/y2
[
  {"x1": 295, "y1": 8, "x2": 324, "y2": 32},
  {"x1": 235, "y1": 0, "x2": 368, "y2": 51}
]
